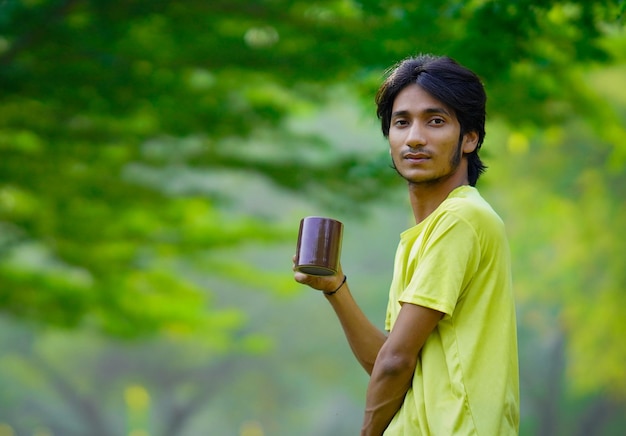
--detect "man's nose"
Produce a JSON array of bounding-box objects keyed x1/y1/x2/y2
[{"x1": 405, "y1": 123, "x2": 426, "y2": 148}]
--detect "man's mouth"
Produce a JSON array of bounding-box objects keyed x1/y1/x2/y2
[{"x1": 404, "y1": 152, "x2": 430, "y2": 161}]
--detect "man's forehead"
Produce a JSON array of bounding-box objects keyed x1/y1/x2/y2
[{"x1": 392, "y1": 84, "x2": 454, "y2": 116}]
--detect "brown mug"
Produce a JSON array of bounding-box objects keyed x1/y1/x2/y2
[{"x1": 295, "y1": 217, "x2": 343, "y2": 276}]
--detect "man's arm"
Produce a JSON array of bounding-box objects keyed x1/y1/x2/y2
[
  {"x1": 294, "y1": 266, "x2": 387, "y2": 375},
  {"x1": 323, "y1": 280, "x2": 388, "y2": 374},
  {"x1": 361, "y1": 302, "x2": 443, "y2": 436}
]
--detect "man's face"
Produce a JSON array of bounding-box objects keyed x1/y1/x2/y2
[{"x1": 388, "y1": 83, "x2": 476, "y2": 186}]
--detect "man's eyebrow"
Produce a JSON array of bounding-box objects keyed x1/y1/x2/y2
[
  {"x1": 391, "y1": 107, "x2": 452, "y2": 118},
  {"x1": 391, "y1": 110, "x2": 410, "y2": 118},
  {"x1": 424, "y1": 107, "x2": 451, "y2": 116}
]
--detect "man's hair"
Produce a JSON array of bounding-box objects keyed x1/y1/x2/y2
[{"x1": 375, "y1": 54, "x2": 487, "y2": 186}]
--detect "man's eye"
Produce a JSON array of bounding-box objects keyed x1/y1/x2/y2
[
  {"x1": 394, "y1": 119, "x2": 408, "y2": 126},
  {"x1": 430, "y1": 118, "x2": 445, "y2": 125}
]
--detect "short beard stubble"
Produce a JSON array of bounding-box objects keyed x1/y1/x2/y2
[{"x1": 390, "y1": 134, "x2": 464, "y2": 187}]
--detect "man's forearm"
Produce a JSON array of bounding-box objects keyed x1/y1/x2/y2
[
  {"x1": 360, "y1": 301, "x2": 440, "y2": 435},
  {"x1": 325, "y1": 282, "x2": 387, "y2": 374},
  {"x1": 361, "y1": 360, "x2": 413, "y2": 435}
]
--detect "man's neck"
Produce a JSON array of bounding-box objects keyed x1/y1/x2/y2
[{"x1": 408, "y1": 173, "x2": 469, "y2": 225}]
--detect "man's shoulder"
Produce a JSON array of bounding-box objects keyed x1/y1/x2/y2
[
  {"x1": 444, "y1": 187, "x2": 501, "y2": 220},
  {"x1": 433, "y1": 187, "x2": 505, "y2": 238}
]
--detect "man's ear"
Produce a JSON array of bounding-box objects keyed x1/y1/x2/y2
[{"x1": 462, "y1": 131, "x2": 479, "y2": 154}]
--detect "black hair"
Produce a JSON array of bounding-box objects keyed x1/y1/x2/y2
[{"x1": 375, "y1": 55, "x2": 487, "y2": 186}]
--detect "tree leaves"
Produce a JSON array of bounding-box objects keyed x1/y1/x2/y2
[{"x1": 0, "y1": 0, "x2": 623, "y2": 351}]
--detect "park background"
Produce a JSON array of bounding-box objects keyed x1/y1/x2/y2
[{"x1": 1, "y1": 0, "x2": 625, "y2": 435}]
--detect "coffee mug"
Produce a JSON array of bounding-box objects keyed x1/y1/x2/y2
[{"x1": 295, "y1": 216, "x2": 343, "y2": 276}]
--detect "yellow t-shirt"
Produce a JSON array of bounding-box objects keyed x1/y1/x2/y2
[{"x1": 384, "y1": 186, "x2": 519, "y2": 435}]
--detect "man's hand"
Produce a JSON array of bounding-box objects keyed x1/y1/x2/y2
[{"x1": 292, "y1": 255, "x2": 345, "y2": 294}]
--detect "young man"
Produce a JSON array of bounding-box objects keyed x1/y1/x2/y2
[{"x1": 294, "y1": 55, "x2": 520, "y2": 435}]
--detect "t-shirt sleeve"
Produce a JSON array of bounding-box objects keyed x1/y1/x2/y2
[
  {"x1": 399, "y1": 210, "x2": 480, "y2": 316},
  {"x1": 385, "y1": 295, "x2": 393, "y2": 331}
]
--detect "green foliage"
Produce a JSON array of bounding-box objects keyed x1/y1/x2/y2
[{"x1": 1, "y1": 0, "x2": 622, "y2": 335}]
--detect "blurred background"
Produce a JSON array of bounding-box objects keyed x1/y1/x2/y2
[{"x1": 1, "y1": 0, "x2": 625, "y2": 435}]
